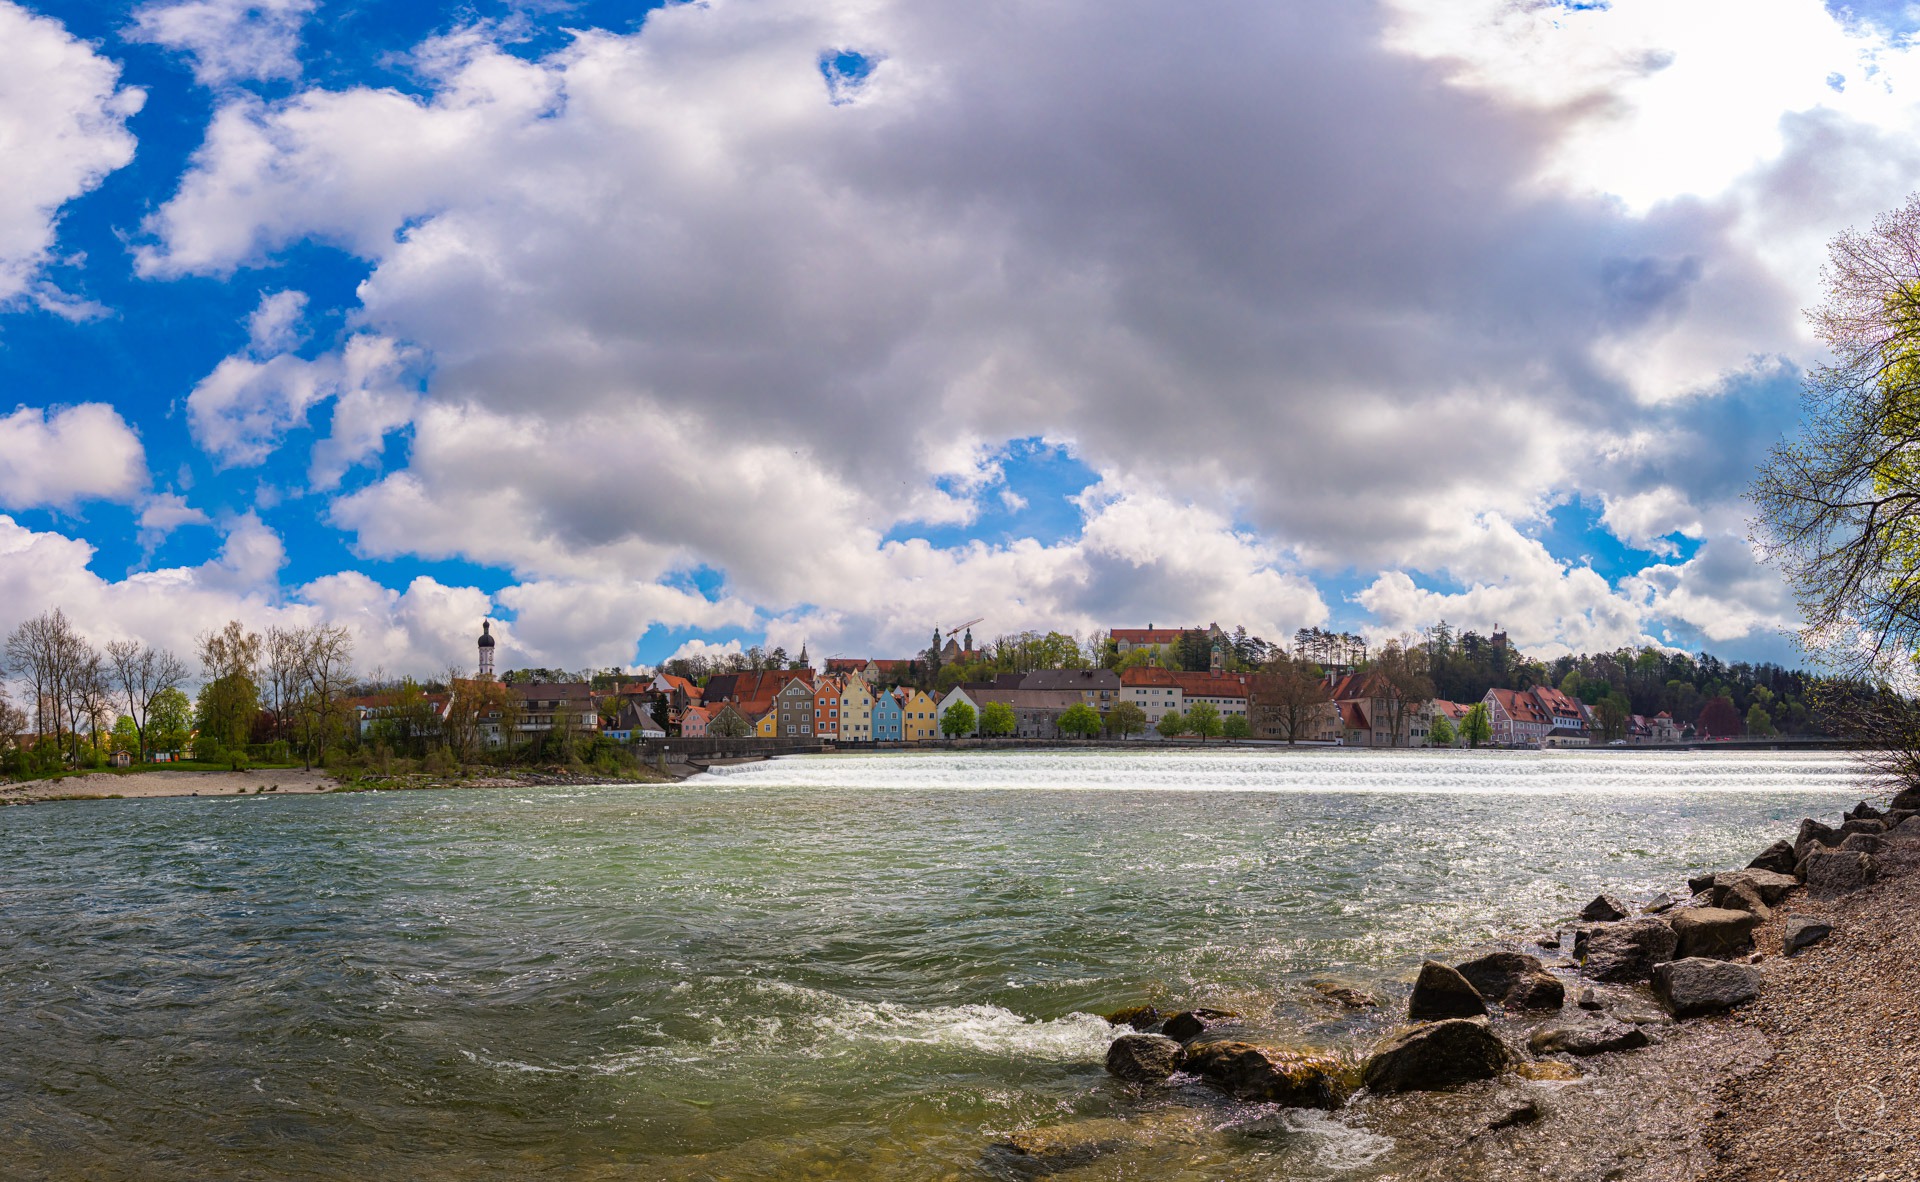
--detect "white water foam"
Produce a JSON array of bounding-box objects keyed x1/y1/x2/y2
[{"x1": 692, "y1": 747, "x2": 1865, "y2": 795}]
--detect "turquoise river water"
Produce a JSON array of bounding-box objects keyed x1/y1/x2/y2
[{"x1": 0, "y1": 748, "x2": 1868, "y2": 1180}]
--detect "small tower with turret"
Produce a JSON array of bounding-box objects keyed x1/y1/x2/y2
[{"x1": 477, "y1": 619, "x2": 497, "y2": 680}]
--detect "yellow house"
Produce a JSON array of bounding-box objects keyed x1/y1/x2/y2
[
  {"x1": 901, "y1": 688, "x2": 942, "y2": 741},
  {"x1": 839, "y1": 677, "x2": 875, "y2": 742},
  {"x1": 755, "y1": 707, "x2": 778, "y2": 738}
]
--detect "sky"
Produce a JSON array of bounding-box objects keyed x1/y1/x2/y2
[{"x1": 3, "y1": 0, "x2": 1920, "y2": 677}]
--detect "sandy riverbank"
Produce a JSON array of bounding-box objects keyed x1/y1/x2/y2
[{"x1": 0, "y1": 768, "x2": 340, "y2": 803}]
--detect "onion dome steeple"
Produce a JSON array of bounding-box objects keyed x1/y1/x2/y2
[{"x1": 477, "y1": 619, "x2": 497, "y2": 679}]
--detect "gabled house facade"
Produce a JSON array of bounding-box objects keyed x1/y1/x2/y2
[
  {"x1": 935, "y1": 687, "x2": 980, "y2": 736},
  {"x1": 871, "y1": 690, "x2": 904, "y2": 741},
  {"x1": 900, "y1": 688, "x2": 941, "y2": 741},
  {"x1": 1483, "y1": 687, "x2": 1551, "y2": 746},
  {"x1": 775, "y1": 677, "x2": 816, "y2": 737},
  {"x1": 839, "y1": 677, "x2": 874, "y2": 742},
  {"x1": 813, "y1": 676, "x2": 843, "y2": 740}
]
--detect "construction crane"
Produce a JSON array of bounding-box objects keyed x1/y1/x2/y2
[{"x1": 945, "y1": 617, "x2": 983, "y2": 639}]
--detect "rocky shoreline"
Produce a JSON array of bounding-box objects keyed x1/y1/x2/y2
[{"x1": 993, "y1": 787, "x2": 1920, "y2": 1180}]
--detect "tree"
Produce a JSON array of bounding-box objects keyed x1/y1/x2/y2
[
  {"x1": 1156, "y1": 709, "x2": 1187, "y2": 739},
  {"x1": 1696, "y1": 696, "x2": 1743, "y2": 738},
  {"x1": 1750, "y1": 193, "x2": 1920, "y2": 679},
  {"x1": 1221, "y1": 713, "x2": 1251, "y2": 740},
  {"x1": 1746, "y1": 703, "x2": 1777, "y2": 737},
  {"x1": 148, "y1": 687, "x2": 192, "y2": 754},
  {"x1": 1107, "y1": 700, "x2": 1147, "y2": 738},
  {"x1": 6, "y1": 608, "x2": 90, "y2": 760},
  {"x1": 1058, "y1": 702, "x2": 1102, "y2": 739},
  {"x1": 1187, "y1": 702, "x2": 1223, "y2": 740},
  {"x1": 979, "y1": 700, "x2": 1017, "y2": 737},
  {"x1": 1372, "y1": 639, "x2": 1436, "y2": 748},
  {"x1": 1459, "y1": 702, "x2": 1493, "y2": 748},
  {"x1": 196, "y1": 621, "x2": 263, "y2": 756},
  {"x1": 293, "y1": 624, "x2": 354, "y2": 768},
  {"x1": 105, "y1": 639, "x2": 188, "y2": 760},
  {"x1": 1428, "y1": 711, "x2": 1456, "y2": 747},
  {"x1": 0, "y1": 687, "x2": 27, "y2": 768},
  {"x1": 262, "y1": 626, "x2": 309, "y2": 742},
  {"x1": 110, "y1": 715, "x2": 139, "y2": 754},
  {"x1": 1594, "y1": 692, "x2": 1632, "y2": 742},
  {"x1": 710, "y1": 710, "x2": 753, "y2": 739},
  {"x1": 1250, "y1": 653, "x2": 1329, "y2": 743},
  {"x1": 940, "y1": 700, "x2": 976, "y2": 737},
  {"x1": 1174, "y1": 630, "x2": 1214, "y2": 672}
]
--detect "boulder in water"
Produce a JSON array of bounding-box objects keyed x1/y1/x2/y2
[
  {"x1": 1408, "y1": 961, "x2": 1487, "y2": 1020},
  {"x1": 1307, "y1": 980, "x2": 1378, "y2": 1009},
  {"x1": 1670, "y1": 907, "x2": 1758, "y2": 959},
  {"x1": 1183, "y1": 1041, "x2": 1347, "y2": 1108},
  {"x1": 1652, "y1": 957, "x2": 1762, "y2": 1018},
  {"x1": 1581, "y1": 917, "x2": 1678, "y2": 982},
  {"x1": 1104, "y1": 1034, "x2": 1184, "y2": 1083},
  {"x1": 1891, "y1": 786, "x2": 1920, "y2": 811},
  {"x1": 1161, "y1": 1008, "x2": 1238, "y2": 1042},
  {"x1": 1102, "y1": 1004, "x2": 1160, "y2": 1031},
  {"x1": 1454, "y1": 952, "x2": 1564, "y2": 1011},
  {"x1": 1514, "y1": 1059, "x2": 1582, "y2": 1081},
  {"x1": 1643, "y1": 892, "x2": 1676, "y2": 915},
  {"x1": 1580, "y1": 895, "x2": 1630, "y2": 922},
  {"x1": 1526, "y1": 1012, "x2": 1651, "y2": 1056},
  {"x1": 1361, "y1": 1018, "x2": 1511, "y2": 1094}
]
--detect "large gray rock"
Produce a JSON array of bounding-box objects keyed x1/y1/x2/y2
[
  {"x1": 1840, "y1": 817, "x2": 1887, "y2": 836},
  {"x1": 1652, "y1": 957, "x2": 1762, "y2": 1018},
  {"x1": 1581, "y1": 917, "x2": 1678, "y2": 982},
  {"x1": 1581, "y1": 895, "x2": 1630, "y2": 922},
  {"x1": 1103, "y1": 1005, "x2": 1160, "y2": 1031},
  {"x1": 1643, "y1": 892, "x2": 1677, "y2": 915},
  {"x1": 1183, "y1": 1041, "x2": 1346, "y2": 1108},
  {"x1": 1105, "y1": 1034, "x2": 1184, "y2": 1083},
  {"x1": 1891, "y1": 786, "x2": 1920, "y2": 811},
  {"x1": 1670, "y1": 907, "x2": 1759, "y2": 959},
  {"x1": 1839, "y1": 832, "x2": 1884, "y2": 855},
  {"x1": 1526, "y1": 1012, "x2": 1651, "y2": 1056},
  {"x1": 1844, "y1": 800, "x2": 1884, "y2": 823},
  {"x1": 1361, "y1": 1018, "x2": 1512, "y2": 1094},
  {"x1": 995, "y1": 1110, "x2": 1197, "y2": 1172},
  {"x1": 1408, "y1": 960, "x2": 1488, "y2": 1020},
  {"x1": 1801, "y1": 848, "x2": 1877, "y2": 897},
  {"x1": 1710, "y1": 877, "x2": 1771, "y2": 922},
  {"x1": 1455, "y1": 952, "x2": 1565, "y2": 1011},
  {"x1": 1794, "y1": 818, "x2": 1842, "y2": 862},
  {"x1": 1746, "y1": 839, "x2": 1798, "y2": 875},
  {"x1": 1782, "y1": 917, "x2": 1833, "y2": 955},
  {"x1": 1714, "y1": 869, "x2": 1799, "y2": 906}
]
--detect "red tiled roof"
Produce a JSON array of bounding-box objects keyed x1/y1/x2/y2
[
  {"x1": 1487, "y1": 687, "x2": 1550, "y2": 724},
  {"x1": 1339, "y1": 701, "x2": 1370, "y2": 731}
]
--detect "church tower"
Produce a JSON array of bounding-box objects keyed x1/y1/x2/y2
[{"x1": 477, "y1": 619, "x2": 497, "y2": 680}]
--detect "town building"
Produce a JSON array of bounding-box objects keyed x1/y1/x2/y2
[
  {"x1": 871, "y1": 689, "x2": 904, "y2": 741},
  {"x1": 813, "y1": 676, "x2": 843, "y2": 740},
  {"x1": 1020, "y1": 668, "x2": 1120, "y2": 715},
  {"x1": 900, "y1": 688, "x2": 942, "y2": 740},
  {"x1": 774, "y1": 677, "x2": 816, "y2": 737},
  {"x1": 1483, "y1": 687, "x2": 1552, "y2": 746},
  {"x1": 839, "y1": 677, "x2": 875, "y2": 742},
  {"x1": 935, "y1": 687, "x2": 980, "y2": 736}
]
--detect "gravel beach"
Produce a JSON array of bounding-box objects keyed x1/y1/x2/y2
[{"x1": 0, "y1": 767, "x2": 339, "y2": 802}]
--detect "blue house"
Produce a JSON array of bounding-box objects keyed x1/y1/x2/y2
[{"x1": 870, "y1": 688, "x2": 904, "y2": 741}]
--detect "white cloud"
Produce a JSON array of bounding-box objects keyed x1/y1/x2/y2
[
  {"x1": 0, "y1": 3, "x2": 143, "y2": 309},
  {"x1": 186, "y1": 314, "x2": 421, "y2": 485},
  {"x1": 136, "y1": 491, "x2": 212, "y2": 549},
  {"x1": 0, "y1": 403, "x2": 147, "y2": 508},
  {"x1": 127, "y1": 0, "x2": 1920, "y2": 661},
  {"x1": 129, "y1": 0, "x2": 316, "y2": 86}
]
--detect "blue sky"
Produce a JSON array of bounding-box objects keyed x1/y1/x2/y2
[{"x1": 2, "y1": 0, "x2": 1915, "y2": 676}]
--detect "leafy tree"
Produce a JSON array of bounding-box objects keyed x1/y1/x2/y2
[
  {"x1": 1696, "y1": 696, "x2": 1743, "y2": 738},
  {"x1": 1372, "y1": 639, "x2": 1435, "y2": 747},
  {"x1": 1459, "y1": 702, "x2": 1493, "y2": 748},
  {"x1": 710, "y1": 710, "x2": 753, "y2": 738},
  {"x1": 105, "y1": 640, "x2": 188, "y2": 759},
  {"x1": 940, "y1": 701, "x2": 976, "y2": 737},
  {"x1": 1428, "y1": 711, "x2": 1455, "y2": 747},
  {"x1": 1107, "y1": 700, "x2": 1147, "y2": 738},
  {"x1": 1174, "y1": 630, "x2": 1214, "y2": 672},
  {"x1": 1221, "y1": 713, "x2": 1251, "y2": 740},
  {"x1": 1751, "y1": 193, "x2": 1920, "y2": 679},
  {"x1": 110, "y1": 714, "x2": 139, "y2": 754},
  {"x1": 148, "y1": 687, "x2": 192, "y2": 754},
  {"x1": 1187, "y1": 702, "x2": 1223, "y2": 740},
  {"x1": 980, "y1": 700, "x2": 1017, "y2": 737},
  {"x1": 1746, "y1": 703, "x2": 1776, "y2": 737},
  {"x1": 1057, "y1": 702, "x2": 1102, "y2": 739},
  {"x1": 195, "y1": 674, "x2": 259, "y2": 755},
  {"x1": 1594, "y1": 692, "x2": 1632, "y2": 742},
  {"x1": 1156, "y1": 709, "x2": 1188, "y2": 739}
]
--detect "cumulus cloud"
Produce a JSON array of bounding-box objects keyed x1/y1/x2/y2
[
  {"x1": 119, "y1": 0, "x2": 1920, "y2": 662},
  {"x1": 0, "y1": 3, "x2": 143, "y2": 309},
  {"x1": 186, "y1": 294, "x2": 422, "y2": 485},
  {"x1": 129, "y1": 0, "x2": 316, "y2": 86},
  {"x1": 136, "y1": 491, "x2": 212, "y2": 549},
  {"x1": 0, "y1": 404, "x2": 147, "y2": 509}
]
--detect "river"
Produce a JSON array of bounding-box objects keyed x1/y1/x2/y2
[{"x1": 0, "y1": 748, "x2": 1865, "y2": 1179}]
